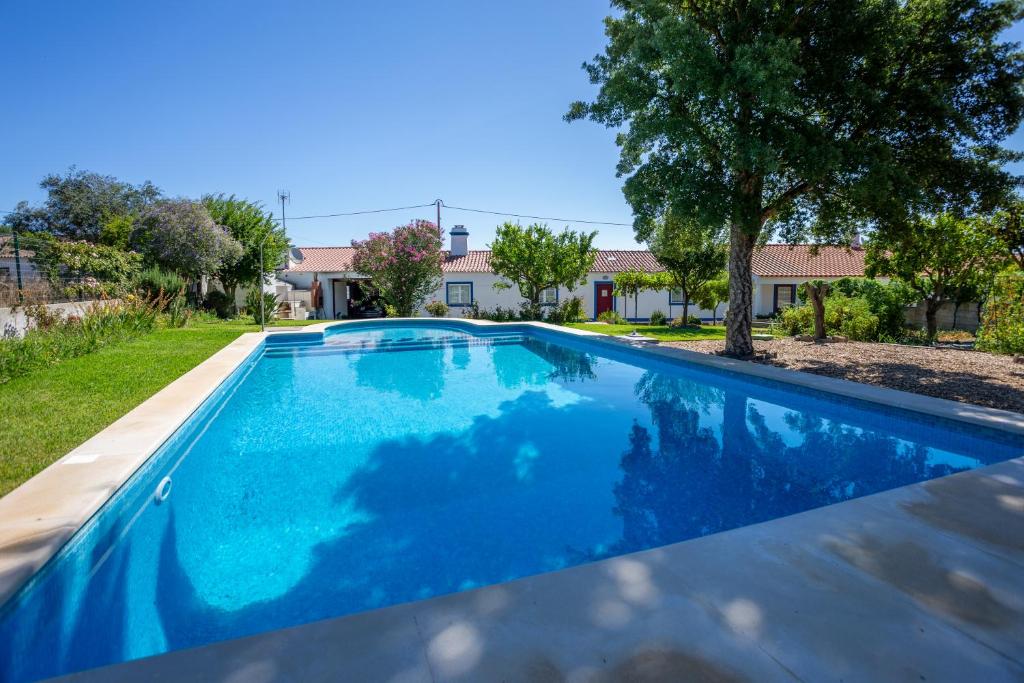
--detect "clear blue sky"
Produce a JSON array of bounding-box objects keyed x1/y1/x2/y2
[{"x1": 2, "y1": 2, "x2": 1022, "y2": 250}]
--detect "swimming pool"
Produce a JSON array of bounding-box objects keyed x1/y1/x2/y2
[{"x1": 1, "y1": 321, "x2": 1021, "y2": 681}]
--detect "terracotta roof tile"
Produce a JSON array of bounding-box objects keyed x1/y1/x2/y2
[
  {"x1": 282, "y1": 244, "x2": 866, "y2": 278},
  {"x1": 751, "y1": 244, "x2": 866, "y2": 278}
]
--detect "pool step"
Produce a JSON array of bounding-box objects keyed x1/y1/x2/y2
[{"x1": 263, "y1": 334, "x2": 526, "y2": 358}]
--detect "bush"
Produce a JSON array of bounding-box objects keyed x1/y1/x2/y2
[
  {"x1": 977, "y1": 270, "x2": 1024, "y2": 354},
  {"x1": 829, "y1": 277, "x2": 914, "y2": 340},
  {"x1": 669, "y1": 315, "x2": 701, "y2": 327},
  {"x1": 203, "y1": 290, "x2": 235, "y2": 319},
  {"x1": 550, "y1": 296, "x2": 585, "y2": 324},
  {"x1": 425, "y1": 300, "x2": 448, "y2": 317},
  {"x1": 781, "y1": 294, "x2": 879, "y2": 341},
  {"x1": 138, "y1": 266, "x2": 186, "y2": 300},
  {"x1": 245, "y1": 287, "x2": 279, "y2": 325},
  {"x1": 32, "y1": 239, "x2": 143, "y2": 298},
  {"x1": 649, "y1": 309, "x2": 667, "y2": 326},
  {"x1": 0, "y1": 297, "x2": 160, "y2": 383},
  {"x1": 597, "y1": 310, "x2": 625, "y2": 324},
  {"x1": 167, "y1": 294, "x2": 192, "y2": 328}
]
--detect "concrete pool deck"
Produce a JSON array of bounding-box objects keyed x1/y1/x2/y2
[{"x1": 0, "y1": 319, "x2": 1021, "y2": 681}]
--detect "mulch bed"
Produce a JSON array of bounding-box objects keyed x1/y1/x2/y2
[{"x1": 664, "y1": 337, "x2": 1024, "y2": 414}]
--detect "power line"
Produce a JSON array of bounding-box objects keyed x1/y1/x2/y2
[
  {"x1": 441, "y1": 203, "x2": 632, "y2": 227},
  {"x1": 270, "y1": 202, "x2": 437, "y2": 222}
]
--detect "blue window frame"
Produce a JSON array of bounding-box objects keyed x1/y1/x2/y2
[
  {"x1": 539, "y1": 287, "x2": 558, "y2": 306},
  {"x1": 669, "y1": 288, "x2": 688, "y2": 305},
  {"x1": 446, "y1": 281, "x2": 473, "y2": 307}
]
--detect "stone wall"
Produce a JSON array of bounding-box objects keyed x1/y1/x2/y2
[{"x1": 904, "y1": 301, "x2": 981, "y2": 331}]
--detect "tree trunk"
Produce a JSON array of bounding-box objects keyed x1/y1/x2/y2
[
  {"x1": 725, "y1": 224, "x2": 756, "y2": 356},
  {"x1": 712, "y1": 304, "x2": 718, "y2": 325},
  {"x1": 925, "y1": 299, "x2": 941, "y2": 342},
  {"x1": 804, "y1": 282, "x2": 829, "y2": 340},
  {"x1": 952, "y1": 302, "x2": 960, "y2": 330},
  {"x1": 682, "y1": 294, "x2": 689, "y2": 325}
]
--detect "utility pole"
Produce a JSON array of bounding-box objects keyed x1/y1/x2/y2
[
  {"x1": 12, "y1": 228, "x2": 24, "y2": 303},
  {"x1": 435, "y1": 198, "x2": 443, "y2": 231}
]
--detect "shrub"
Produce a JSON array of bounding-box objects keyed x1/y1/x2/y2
[
  {"x1": 829, "y1": 277, "x2": 914, "y2": 340},
  {"x1": 0, "y1": 297, "x2": 160, "y2": 383},
  {"x1": 549, "y1": 296, "x2": 585, "y2": 324},
  {"x1": 31, "y1": 240, "x2": 143, "y2": 298},
  {"x1": 649, "y1": 309, "x2": 667, "y2": 326},
  {"x1": 597, "y1": 310, "x2": 625, "y2": 324},
  {"x1": 167, "y1": 294, "x2": 192, "y2": 328},
  {"x1": 138, "y1": 266, "x2": 186, "y2": 300},
  {"x1": 204, "y1": 290, "x2": 235, "y2": 319},
  {"x1": 977, "y1": 270, "x2": 1024, "y2": 354},
  {"x1": 781, "y1": 294, "x2": 879, "y2": 341},
  {"x1": 245, "y1": 287, "x2": 279, "y2": 325},
  {"x1": 425, "y1": 300, "x2": 448, "y2": 318},
  {"x1": 669, "y1": 314, "x2": 701, "y2": 327}
]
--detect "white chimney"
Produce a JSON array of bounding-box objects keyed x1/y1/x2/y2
[{"x1": 450, "y1": 225, "x2": 469, "y2": 256}]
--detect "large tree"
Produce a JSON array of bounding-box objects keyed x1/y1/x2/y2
[
  {"x1": 9, "y1": 168, "x2": 161, "y2": 242},
  {"x1": 867, "y1": 213, "x2": 1006, "y2": 340},
  {"x1": 568, "y1": 0, "x2": 1024, "y2": 355},
  {"x1": 351, "y1": 220, "x2": 444, "y2": 317},
  {"x1": 489, "y1": 222, "x2": 597, "y2": 317},
  {"x1": 203, "y1": 195, "x2": 291, "y2": 304},
  {"x1": 134, "y1": 199, "x2": 243, "y2": 281},
  {"x1": 648, "y1": 215, "x2": 727, "y2": 324}
]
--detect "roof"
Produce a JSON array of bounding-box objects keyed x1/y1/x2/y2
[
  {"x1": 751, "y1": 244, "x2": 866, "y2": 278},
  {"x1": 0, "y1": 236, "x2": 35, "y2": 260},
  {"x1": 282, "y1": 244, "x2": 866, "y2": 278}
]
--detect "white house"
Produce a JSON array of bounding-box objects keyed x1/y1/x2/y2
[{"x1": 276, "y1": 226, "x2": 869, "y2": 321}]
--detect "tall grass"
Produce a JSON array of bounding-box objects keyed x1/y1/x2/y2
[{"x1": 0, "y1": 296, "x2": 163, "y2": 383}]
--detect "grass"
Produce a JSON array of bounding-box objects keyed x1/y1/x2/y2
[
  {"x1": 565, "y1": 322, "x2": 728, "y2": 341},
  {"x1": 0, "y1": 318, "x2": 318, "y2": 497}
]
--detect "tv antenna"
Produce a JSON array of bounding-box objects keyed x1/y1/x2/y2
[{"x1": 277, "y1": 190, "x2": 290, "y2": 231}]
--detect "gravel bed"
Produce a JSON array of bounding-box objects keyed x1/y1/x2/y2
[{"x1": 664, "y1": 337, "x2": 1024, "y2": 414}]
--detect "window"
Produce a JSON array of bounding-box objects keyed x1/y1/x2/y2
[
  {"x1": 774, "y1": 284, "x2": 796, "y2": 312},
  {"x1": 669, "y1": 288, "x2": 688, "y2": 305},
  {"x1": 539, "y1": 287, "x2": 558, "y2": 305},
  {"x1": 446, "y1": 282, "x2": 473, "y2": 306}
]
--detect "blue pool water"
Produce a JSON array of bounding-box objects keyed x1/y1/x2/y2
[{"x1": 1, "y1": 322, "x2": 1021, "y2": 681}]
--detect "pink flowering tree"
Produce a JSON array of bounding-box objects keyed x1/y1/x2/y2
[{"x1": 351, "y1": 220, "x2": 444, "y2": 317}]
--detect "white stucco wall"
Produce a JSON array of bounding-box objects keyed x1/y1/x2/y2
[{"x1": 421, "y1": 272, "x2": 726, "y2": 322}]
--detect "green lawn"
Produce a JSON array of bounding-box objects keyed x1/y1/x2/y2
[
  {"x1": 565, "y1": 322, "x2": 728, "y2": 342},
  {"x1": 0, "y1": 319, "x2": 318, "y2": 497}
]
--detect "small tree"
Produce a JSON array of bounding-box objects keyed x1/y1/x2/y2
[
  {"x1": 351, "y1": 220, "x2": 444, "y2": 317},
  {"x1": 693, "y1": 274, "x2": 729, "y2": 325},
  {"x1": 204, "y1": 195, "x2": 291, "y2": 305},
  {"x1": 799, "y1": 280, "x2": 830, "y2": 340},
  {"x1": 867, "y1": 213, "x2": 1005, "y2": 341},
  {"x1": 135, "y1": 199, "x2": 243, "y2": 282},
  {"x1": 989, "y1": 199, "x2": 1024, "y2": 269},
  {"x1": 648, "y1": 216, "x2": 727, "y2": 325},
  {"x1": 489, "y1": 222, "x2": 597, "y2": 317},
  {"x1": 613, "y1": 269, "x2": 651, "y2": 322}
]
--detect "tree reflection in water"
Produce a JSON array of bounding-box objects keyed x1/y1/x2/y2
[{"x1": 605, "y1": 370, "x2": 971, "y2": 558}]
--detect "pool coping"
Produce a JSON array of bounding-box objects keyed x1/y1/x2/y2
[{"x1": 0, "y1": 319, "x2": 1020, "y2": 678}]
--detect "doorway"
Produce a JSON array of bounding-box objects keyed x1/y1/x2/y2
[{"x1": 595, "y1": 282, "x2": 614, "y2": 318}]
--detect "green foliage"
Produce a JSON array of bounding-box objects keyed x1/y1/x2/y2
[
  {"x1": 649, "y1": 309, "x2": 667, "y2": 326},
  {"x1": 135, "y1": 199, "x2": 243, "y2": 279},
  {"x1": 203, "y1": 195, "x2": 290, "y2": 300},
  {"x1": 490, "y1": 222, "x2": 597, "y2": 307},
  {"x1": 648, "y1": 215, "x2": 727, "y2": 322},
  {"x1": 0, "y1": 297, "x2": 160, "y2": 383},
  {"x1": 203, "y1": 290, "x2": 235, "y2": 319},
  {"x1": 166, "y1": 294, "x2": 192, "y2": 328},
  {"x1": 567, "y1": 0, "x2": 1024, "y2": 355},
  {"x1": 544, "y1": 296, "x2": 587, "y2": 325},
  {"x1": 244, "y1": 287, "x2": 279, "y2": 325},
  {"x1": 463, "y1": 303, "x2": 523, "y2": 322},
  {"x1": 670, "y1": 315, "x2": 702, "y2": 327},
  {"x1": 138, "y1": 266, "x2": 186, "y2": 300},
  {"x1": 829, "y1": 277, "x2": 915, "y2": 340},
  {"x1": 425, "y1": 300, "x2": 449, "y2": 317},
  {"x1": 781, "y1": 294, "x2": 879, "y2": 341},
  {"x1": 612, "y1": 269, "x2": 659, "y2": 321},
  {"x1": 8, "y1": 168, "x2": 161, "y2": 242},
  {"x1": 597, "y1": 310, "x2": 626, "y2": 324},
  {"x1": 351, "y1": 220, "x2": 444, "y2": 317},
  {"x1": 867, "y1": 213, "x2": 1006, "y2": 339},
  {"x1": 977, "y1": 270, "x2": 1024, "y2": 354},
  {"x1": 693, "y1": 274, "x2": 729, "y2": 324},
  {"x1": 988, "y1": 198, "x2": 1024, "y2": 269},
  {"x1": 31, "y1": 239, "x2": 143, "y2": 298}
]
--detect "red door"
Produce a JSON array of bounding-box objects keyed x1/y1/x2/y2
[{"x1": 595, "y1": 283, "x2": 614, "y2": 318}]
